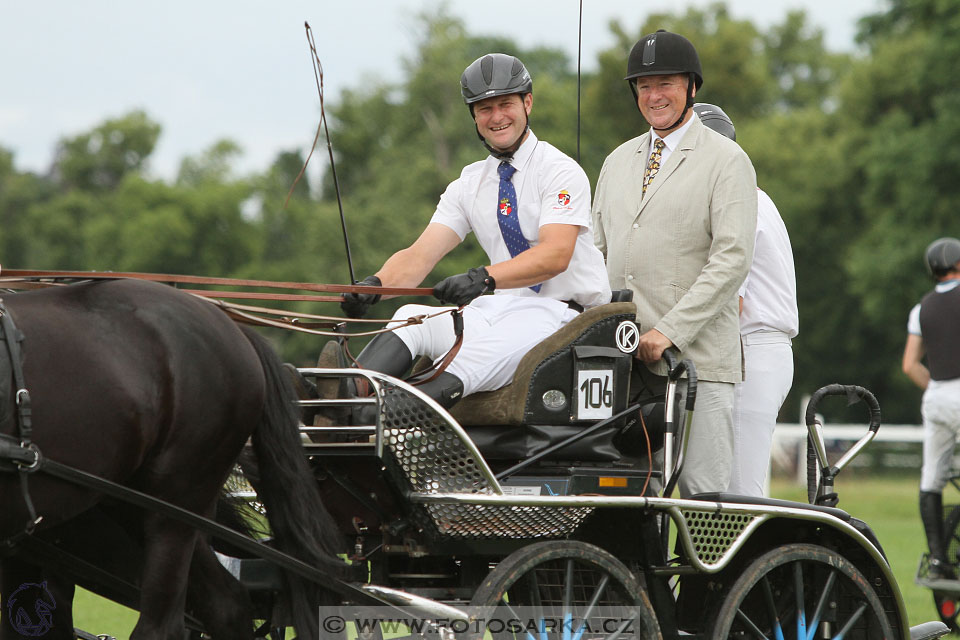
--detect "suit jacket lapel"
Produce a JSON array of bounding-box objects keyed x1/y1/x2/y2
[{"x1": 631, "y1": 132, "x2": 652, "y2": 219}]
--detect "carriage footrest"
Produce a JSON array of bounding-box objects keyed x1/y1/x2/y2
[
  {"x1": 910, "y1": 621, "x2": 951, "y2": 639},
  {"x1": 916, "y1": 576, "x2": 960, "y2": 594}
]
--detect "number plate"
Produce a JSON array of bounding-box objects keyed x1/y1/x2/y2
[{"x1": 576, "y1": 369, "x2": 614, "y2": 420}]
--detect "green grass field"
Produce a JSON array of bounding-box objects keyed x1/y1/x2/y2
[{"x1": 27, "y1": 474, "x2": 957, "y2": 638}]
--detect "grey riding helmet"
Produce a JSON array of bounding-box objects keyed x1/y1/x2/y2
[
  {"x1": 693, "y1": 103, "x2": 736, "y2": 141},
  {"x1": 925, "y1": 237, "x2": 960, "y2": 279},
  {"x1": 625, "y1": 30, "x2": 703, "y2": 131},
  {"x1": 460, "y1": 53, "x2": 532, "y2": 111},
  {"x1": 461, "y1": 53, "x2": 533, "y2": 157}
]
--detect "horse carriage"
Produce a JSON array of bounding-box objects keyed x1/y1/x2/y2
[{"x1": 0, "y1": 273, "x2": 950, "y2": 639}]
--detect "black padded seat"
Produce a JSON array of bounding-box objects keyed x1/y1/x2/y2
[{"x1": 449, "y1": 301, "x2": 637, "y2": 427}]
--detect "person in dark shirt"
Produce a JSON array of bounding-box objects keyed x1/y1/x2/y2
[{"x1": 903, "y1": 237, "x2": 960, "y2": 579}]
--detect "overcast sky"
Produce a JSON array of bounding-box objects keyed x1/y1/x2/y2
[{"x1": 1, "y1": 0, "x2": 884, "y2": 180}]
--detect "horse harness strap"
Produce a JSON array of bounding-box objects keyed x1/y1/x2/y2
[{"x1": 0, "y1": 298, "x2": 43, "y2": 543}]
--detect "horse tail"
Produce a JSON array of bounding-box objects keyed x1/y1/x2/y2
[{"x1": 240, "y1": 326, "x2": 352, "y2": 638}]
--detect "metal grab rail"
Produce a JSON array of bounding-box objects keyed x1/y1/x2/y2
[{"x1": 804, "y1": 384, "x2": 881, "y2": 506}]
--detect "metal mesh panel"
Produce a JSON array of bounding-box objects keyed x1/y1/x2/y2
[
  {"x1": 380, "y1": 380, "x2": 495, "y2": 495},
  {"x1": 378, "y1": 379, "x2": 593, "y2": 540},
  {"x1": 419, "y1": 503, "x2": 594, "y2": 540},
  {"x1": 681, "y1": 508, "x2": 759, "y2": 567}
]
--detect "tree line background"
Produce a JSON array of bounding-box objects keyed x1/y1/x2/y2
[{"x1": 0, "y1": 0, "x2": 955, "y2": 424}]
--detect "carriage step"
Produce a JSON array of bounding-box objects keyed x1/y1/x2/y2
[
  {"x1": 74, "y1": 630, "x2": 116, "y2": 640},
  {"x1": 910, "y1": 621, "x2": 951, "y2": 639},
  {"x1": 303, "y1": 441, "x2": 377, "y2": 457}
]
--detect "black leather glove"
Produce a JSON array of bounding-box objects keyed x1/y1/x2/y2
[
  {"x1": 341, "y1": 275, "x2": 382, "y2": 318},
  {"x1": 433, "y1": 267, "x2": 495, "y2": 306}
]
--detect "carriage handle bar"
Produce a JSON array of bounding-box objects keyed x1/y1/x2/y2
[{"x1": 804, "y1": 383, "x2": 881, "y2": 505}]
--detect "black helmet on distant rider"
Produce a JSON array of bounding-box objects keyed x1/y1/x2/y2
[
  {"x1": 925, "y1": 237, "x2": 960, "y2": 279},
  {"x1": 693, "y1": 103, "x2": 736, "y2": 141}
]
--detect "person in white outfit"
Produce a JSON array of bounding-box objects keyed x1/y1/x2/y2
[
  {"x1": 692, "y1": 103, "x2": 799, "y2": 497},
  {"x1": 330, "y1": 53, "x2": 610, "y2": 413}
]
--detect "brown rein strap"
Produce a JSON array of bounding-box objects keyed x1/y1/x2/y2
[
  {"x1": 0, "y1": 269, "x2": 432, "y2": 297},
  {"x1": 1, "y1": 269, "x2": 466, "y2": 383}
]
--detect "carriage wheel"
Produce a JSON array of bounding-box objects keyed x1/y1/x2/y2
[
  {"x1": 467, "y1": 540, "x2": 661, "y2": 639},
  {"x1": 708, "y1": 543, "x2": 894, "y2": 639},
  {"x1": 932, "y1": 504, "x2": 960, "y2": 632}
]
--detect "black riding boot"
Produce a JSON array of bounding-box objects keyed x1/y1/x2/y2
[
  {"x1": 413, "y1": 371, "x2": 465, "y2": 410},
  {"x1": 353, "y1": 367, "x2": 464, "y2": 426},
  {"x1": 349, "y1": 332, "x2": 415, "y2": 424},
  {"x1": 920, "y1": 490, "x2": 956, "y2": 579},
  {"x1": 355, "y1": 332, "x2": 414, "y2": 378}
]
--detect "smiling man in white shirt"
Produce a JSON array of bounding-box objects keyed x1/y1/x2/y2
[{"x1": 330, "y1": 53, "x2": 609, "y2": 414}]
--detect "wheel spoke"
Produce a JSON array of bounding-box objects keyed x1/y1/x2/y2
[
  {"x1": 793, "y1": 561, "x2": 807, "y2": 639},
  {"x1": 528, "y1": 571, "x2": 547, "y2": 640},
  {"x1": 760, "y1": 575, "x2": 785, "y2": 640},
  {"x1": 562, "y1": 559, "x2": 574, "y2": 640},
  {"x1": 806, "y1": 570, "x2": 837, "y2": 640},
  {"x1": 735, "y1": 608, "x2": 772, "y2": 639},
  {"x1": 571, "y1": 574, "x2": 610, "y2": 640},
  {"x1": 832, "y1": 601, "x2": 868, "y2": 639},
  {"x1": 497, "y1": 594, "x2": 536, "y2": 640}
]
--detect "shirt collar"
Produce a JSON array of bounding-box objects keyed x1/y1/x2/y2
[
  {"x1": 492, "y1": 130, "x2": 538, "y2": 173},
  {"x1": 935, "y1": 279, "x2": 960, "y2": 293},
  {"x1": 648, "y1": 112, "x2": 697, "y2": 154}
]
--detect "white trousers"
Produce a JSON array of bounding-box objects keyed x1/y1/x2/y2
[
  {"x1": 389, "y1": 295, "x2": 577, "y2": 397},
  {"x1": 676, "y1": 380, "x2": 735, "y2": 498},
  {"x1": 920, "y1": 377, "x2": 960, "y2": 492},
  {"x1": 728, "y1": 331, "x2": 794, "y2": 497}
]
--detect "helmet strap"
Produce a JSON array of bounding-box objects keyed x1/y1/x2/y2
[{"x1": 476, "y1": 104, "x2": 530, "y2": 160}]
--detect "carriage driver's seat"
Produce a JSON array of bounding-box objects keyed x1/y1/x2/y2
[{"x1": 446, "y1": 291, "x2": 638, "y2": 462}]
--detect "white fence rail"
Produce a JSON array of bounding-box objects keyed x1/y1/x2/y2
[{"x1": 771, "y1": 422, "x2": 923, "y2": 486}]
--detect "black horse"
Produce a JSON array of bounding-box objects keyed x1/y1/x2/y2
[{"x1": 0, "y1": 278, "x2": 348, "y2": 639}]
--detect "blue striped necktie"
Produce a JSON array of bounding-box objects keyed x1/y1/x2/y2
[{"x1": 497, "y1": 161, "x2": 541, "y2": 293}]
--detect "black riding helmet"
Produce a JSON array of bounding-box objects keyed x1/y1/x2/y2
[
  {"x1": 693, "y1": 103, "x2": 736, "y2": 141},
  {"x1": 625, "y1": 30, "x2": 703, "y2": 132},
  {"x1": 461, "y1": 53, "x2": 532, "y2": 159},
  {"x1": 925, "y1": 237, "x2": 960, "y2": 279}
]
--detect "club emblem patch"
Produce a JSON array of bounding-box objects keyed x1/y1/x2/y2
[
  {"x1": 557, "y1": 190, "x2": 571, "y2": 206},
  {"x1": 615, "y1": 321, "x2": 640, "y2": 354},
  {"x1": 499, "y1": 198, "x2": 513, "y2": 216}
]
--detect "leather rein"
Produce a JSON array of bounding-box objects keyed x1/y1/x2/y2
[
  {"x1": 0, "y1": 268, "x2": 436, "y2": 335},
  {"x1": 0, "y1": 268, "x2": 466, "y2": 385}
]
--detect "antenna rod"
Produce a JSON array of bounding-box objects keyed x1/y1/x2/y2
[{"x1": 302, "y1": 22, "x2": 357, "y2": 285}]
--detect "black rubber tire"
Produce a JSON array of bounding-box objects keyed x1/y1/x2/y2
[
  {"x1": 467, "y1": 540, "x2": 661, "y2": 639},
  {"x1": 708, "y1": 543, "x2": 895, "y2": 639}
]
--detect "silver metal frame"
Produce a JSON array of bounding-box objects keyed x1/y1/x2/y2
[{"x1": 296, "y1": 368, "x2": 911, "y2": 639}]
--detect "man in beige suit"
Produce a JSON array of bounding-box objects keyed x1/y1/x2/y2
[{"x1": 592, "y1": 30, "x2": 757, "y2": 497}]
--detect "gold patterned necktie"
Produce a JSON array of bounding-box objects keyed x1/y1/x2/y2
[{"x1": 642, "y1": 138, "x2": 666, "y2": 198}]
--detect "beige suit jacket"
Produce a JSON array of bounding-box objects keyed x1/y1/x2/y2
[{"x1": 593, "y1": 116, "x2": 757, "y2": 382}]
